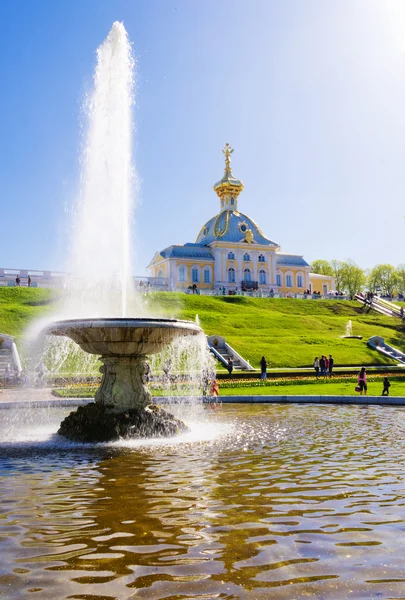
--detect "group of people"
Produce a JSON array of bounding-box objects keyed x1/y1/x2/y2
[
  {"x1": 356, "y1": 367, "x2": 391, "y2": 396},
  {"x1": 14, "y1": 275, "x2": 32, "y2": 287},
  {"x1": 313, "y1": 355, "x2": 334, "y2": 377}
]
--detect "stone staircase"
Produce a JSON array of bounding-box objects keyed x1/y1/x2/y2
[
  {"x1": 0, "y1": 348, "x2": 13, "y2": 375},
  {"x1": 207, "y1": 335, "x2": 254, "y2": 371}
]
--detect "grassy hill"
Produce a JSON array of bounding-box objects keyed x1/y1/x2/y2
[
  {"x1": 146, "y1": 293, "x2": 405, "y2": 368},
  {"x1": 0, "y1": 288, "x2": 404, "y2": 369}
]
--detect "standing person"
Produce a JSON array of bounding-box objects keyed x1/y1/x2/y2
[
  {"x1": 319, "y1": 355, "x2": 326, "y2": 377},
  {"x1": 28, "y1": 275, "x2": 31, "y2": 287},
  {"x1": 357, "y1": 367, "x2": 367, "y2": 396},
  {"x1": 227, "y1": 358, "x2": 234, "y2": 377},
  {"x1": 328, "y1": 355, "x2": 334, "y2": 377},
  {"x1": 325, "y1": 356, "x2": 329, "y2": 374},
  {"x1": 260, "y1": 356, "x2": 267, "y2": 380},
  {"x1": 313, "y1": 357, "x2": 320, "y2": 377},
  {"x1": 210, "y1": 378, "x2": 219, "y2": 397},
  {"x1": 382, "y1": 377, "x2": 391, "y2": 396}
]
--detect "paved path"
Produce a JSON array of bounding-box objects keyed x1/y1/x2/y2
[
  {"x1": 2, "y1": 391, "x2": 405, "y2": 409},
  {"x1": 0, "y1": 387, "x2": 57, "y2": 404}
]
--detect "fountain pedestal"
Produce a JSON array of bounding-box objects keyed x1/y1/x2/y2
[
  {"x1": 45, "y1": 318, "x2": 202, "y2": 442},
  {"x1": 96, "y1": 356, "x2": 151, "y2": 412}
]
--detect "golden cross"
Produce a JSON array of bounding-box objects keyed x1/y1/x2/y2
[{"x1": 222, "y1": 143, "x2": 234, "y2": 174}]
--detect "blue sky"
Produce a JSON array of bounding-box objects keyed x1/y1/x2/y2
[{"x1": 1, "y1": 0, "x2": 405, "y2": 274}]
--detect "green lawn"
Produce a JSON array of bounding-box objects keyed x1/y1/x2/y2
[
  {"x1": 53, "y1": 374, "x2": 405, "y2": 398},
  {"x1": 1, "y1": 288, "x2": 404, "y2": 369},
  {"x1": 0, "y1": 288, "x2": 56, "y2": 339},
  {"x1": 146, "y1": 293, "x2": 405, "y2": 368}
]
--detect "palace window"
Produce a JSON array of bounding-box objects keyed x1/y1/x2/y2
[
  {"x1": 259, "y1": 270, "x2": 266, "y2": 284},
  {"x1": 179, "y1": 267, "x2": 186, "y2": 282},
  {"x1": 243, "y1": 253, "x2": 250, "y2": 261},
  {"x1": 230, "y1": 198, "x2": 235, "y2": 205},
  {"x1": 228, "y1": 252, "x2": 235, "y2": 260},
  {"x1": 244, "y1": 268, "x2": 252, "y2": 282},
  {"x1": 276, "y1": 274, "x2": 282, "y2": 287},
  {"x1": 258, "y1": 254, "x2": 265, "y2": 262},
  {"x1": 158, "y1": 269, "x2": 163, "y2": 280},
  {"x1": 297, "y1": 275, "x2": 303, "y2": 288},
  {"x1": 203, "y1": 269, "x2": 211, "y2": 284},
  {"x1": 286, "y1": 275, "x2": 292, "y2": 287},
  {"x1": 192, "y1": 268, "x2": 199, "y2": 283},
  {"x1": 228, "y1": 267, "x2": 236, "y2": 283}
]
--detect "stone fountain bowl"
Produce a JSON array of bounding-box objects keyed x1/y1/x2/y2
[{"x1": 45, "y1": 318, "x2": 202, "y2": 356}]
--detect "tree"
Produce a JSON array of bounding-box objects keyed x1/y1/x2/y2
[
  {"x1": 330, "y1": 259, "x2": 345, "y2": 292},
  {"x1": 396, "y1": 265, "x2": 405, "y2": 295},
  {"x1": 368, "y1": 264, "x2": 399, "y2": 296},
  {"x1": 310, "y1": 260, "x2": 333, "y2": 276},
  {"x1": 340, "y1": 260, "x2": 366, "y2": 299}
]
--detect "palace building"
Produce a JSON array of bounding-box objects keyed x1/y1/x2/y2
[{"x1": 148, "y1": 145, "x2": 334, "y2": 295}]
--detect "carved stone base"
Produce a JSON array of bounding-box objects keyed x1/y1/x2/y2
[
  {"x1": 58, "y1": 402, "x2": 189, "y2": 443},
  {"x1": 96, "y1": 356, "x2": 151, "y2": 413}
]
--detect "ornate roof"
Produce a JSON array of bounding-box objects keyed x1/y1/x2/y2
[
  {"x1": 159, "y1": 244, "x2": 214, "y2": 260},
  {"x1": 276, "y1": 254, "x2": 309, "y2": 267},
  {"x1": 195, "y1": 210, "x2": 279, "y2": 247}
]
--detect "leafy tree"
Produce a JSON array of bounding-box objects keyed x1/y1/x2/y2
[
  {"x1": 396, "y1": 265, "x2": 405, "y2": 295},
  {"x1": 310, "y1": 260, "x2": 333, "y2": 276},
  {"x1": 330, "y1": 259, "x2": 345, "y2": 292},
  {"x1": 368, "y1": 264, "x2": 399, "y2": 296},
  {"x1": 340, "y1": 260, "x2": 366, "y2": 299}
]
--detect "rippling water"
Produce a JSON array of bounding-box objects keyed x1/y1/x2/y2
[{"x1": 1, "y1": 404, "x2": 405, "y2": 599}]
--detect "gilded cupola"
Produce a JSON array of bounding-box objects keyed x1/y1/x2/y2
[{"x1": 213, "y1": 143, "x2": 244, "y2": 212}]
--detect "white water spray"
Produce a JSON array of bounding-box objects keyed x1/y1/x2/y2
[{"x1": 65, "y1": 21, "x2": 135, "y2": 318}]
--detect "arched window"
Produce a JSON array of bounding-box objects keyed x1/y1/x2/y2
[
  {"x1": 258, "y1": 254, "x2": 265, "y2": 263},
  {"x1": 179, "y1": 266, "x2": 186, "y2": 282},
  {"x1": 297, "y1": 274, "x2": 303, "y2": 288},
  {"x1": 203, "y1": 268, "x2": 211, "y2": 284},
  {"x1": 230, "y1": 198, "x2": 235, "y2": 205},
  {"x1": 228, "y1": 252, "x2": 235, "y2": 260},
  {"x1": 243, "y1": 253, "x2": 250, "y2": 261},
  {"x1": 259, "y1": 269, "x2": 266, "y2": 284},
  {"x1": 228, "y1": 267, "x2": 236, "y2": 283},
  {"x1": 192, "y1": 267, "x2": 199, "y2": 283},
  {"x1": 244, "y1": 268, "x2": 252, "y2": 282},
  {"x1": 276, "y1": 272, "x2": 282, "y2": 287}
]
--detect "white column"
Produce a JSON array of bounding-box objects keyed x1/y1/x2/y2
[
  {"x1": 214, "y1": 249, "x2": 221, "y2": 285},
  {"x1": 253, "y1": 251, "x2": 258, "y2": 282},
  {"x1": 237, "y1": 250, "x2": 243, "y2": 286},
  {"x1": 305, "y1": 269, "x2": 310, "y2": 290}
]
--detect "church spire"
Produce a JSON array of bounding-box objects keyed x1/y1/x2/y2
[{"x1": 213, "y1": 143, "x2": 244, "y2": 212}]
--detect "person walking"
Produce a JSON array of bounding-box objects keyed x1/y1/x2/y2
[
  {"x1": 328, "y1": 355, "x2": 334, "y2": 377},
  {"x1": 382, "y1": 377, "x2": 391, "y2": 396},
  {"x1": 227, "y1": 358, "x2": 234, "y2": 377},
  {"x1": 357, "y1": 367, "x2": 367, "y2": 396},
  {"x1": 260, "y1": 356, "x2": 267, "y2": 380},
  {"x1": 319, "y1": 355, "x2": 326, "y2": 377},
  {"x1": 313, "y1": 357, "x2": 320, "y2": 377}
]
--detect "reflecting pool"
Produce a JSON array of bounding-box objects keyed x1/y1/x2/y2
[{"x1": 1, "y1": 404, "x2": 405, "y2": 599}]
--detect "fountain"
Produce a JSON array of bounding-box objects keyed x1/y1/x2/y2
[
  {"x1": 45, "y1": 318, "x2": 201, "y2": 442},
  {"x1": 340, "y1": 319, "x2": 362, "y2": 339},
  {"x1": 40, "y1": 22, "x2": 203, "y2": 442}
]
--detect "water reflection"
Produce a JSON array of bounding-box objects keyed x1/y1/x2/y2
[{"x1": 1, "y1": 404, "x2": 405, "y2": 598}]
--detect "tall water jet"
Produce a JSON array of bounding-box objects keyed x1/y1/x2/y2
[
  {"x1": 41, "y1": 23, "x2": 205, "y2": 442},
  {"x1": 65, "y1": 21, "x2": 135, "y2": 318}
]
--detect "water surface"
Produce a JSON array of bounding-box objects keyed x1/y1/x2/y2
[{"x1": 1, "y1": 403, "x2": 405, "y2": 599}]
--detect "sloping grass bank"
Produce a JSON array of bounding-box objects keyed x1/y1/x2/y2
[
  {"x1": 0, "y1": 288, "x2": 404, "y2": 368},
  {"x1": 145, "y1": 293, "x2": 404, "y2": 368},
  {"x1": 0, "y1": 288, "x2": 55, "y2": 340}
]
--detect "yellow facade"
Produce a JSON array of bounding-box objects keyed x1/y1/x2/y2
[{"x1": 148, "y1": 145, "x2": 335, "y2": 295}]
